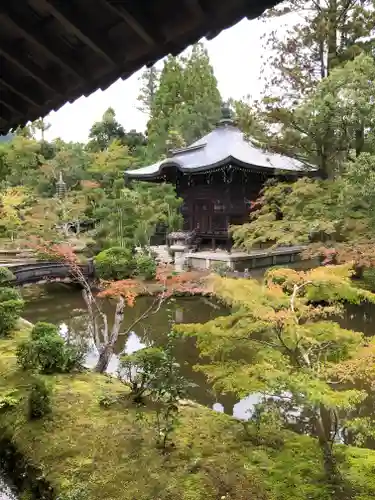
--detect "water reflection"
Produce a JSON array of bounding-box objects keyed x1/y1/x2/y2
[
  {"x1": 21, "y1": 283, "x2": 375, "y2": 422},
  {"x1": 0, "y1": 475, "x2": 17, "y2": 500},
  {"x1": 22, "y1": 285, "x2": 243, "y2": 415}
]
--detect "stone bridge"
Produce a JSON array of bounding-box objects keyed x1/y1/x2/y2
[{"x1": 3, "y1": 261, "x2": 95, "y2": 286}]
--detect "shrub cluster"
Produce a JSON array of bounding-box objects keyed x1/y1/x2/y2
[
  {"x1": 28, "y1": 376, "x2": 52, "y2": 420},
  {"x1": 17, "y1": 321, "x2": 84, "y2": 374},
  {"x1": 0, "y1": 286, "x2": 24, "y2": 337},
  {"x1": 94, "y1": 247, "x2": 156, "y2": 281}
]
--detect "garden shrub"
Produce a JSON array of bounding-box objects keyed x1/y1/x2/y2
[
  {"x1": 17, "y1": 321, "x2": 84, "y2": 374},
  {"x1": 0, "y1": 391, "x2": 19, "y2": 412},
  {"x1": 134, "y1": 252, "x2": 157, "y2": 280},
  {"x1": 361, "y1": 267, "x2": 375, "y2": 292},
  {"x1": 0, "y1": 287, "x2": 24, "y2": 336},
  {"x1": 210, "y1": 261, "x2": 230, "y2": 277},
  {"x1": 28, "y1": 376, "x2": 52, "y2": 420},
  {"x1": 94, "y1": 247, "x2": 136, "y2": 280},
  {"x1": 30, "y1": 321, "x2": 60, "y2": 340},
  {"x1": 0, "y1": 266, "x2": 15, "y2": 286}
]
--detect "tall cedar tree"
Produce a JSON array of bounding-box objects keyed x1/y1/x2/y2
[
  {"x1": 260, "y1": 0, "x2": 375, "y2": 103},
  {"x1": 146, "y1": 43, "x2": 222, "y2": 160}
]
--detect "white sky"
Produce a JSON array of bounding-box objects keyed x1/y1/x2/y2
[{"x1": 44, "y1": 16, "x2": 286, "y2": 143}]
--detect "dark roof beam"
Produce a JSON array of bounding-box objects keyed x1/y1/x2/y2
[
  {"x1": 0, "y1": 104, "x2": 13, "y2": 123},
  {"x1": 0, "y1": 41, "x2": 63, "y2": 95},
  {"x1": 0, "y1": 5, "x2": 86, "y2": 81},
  {"x1": 101, "y1": 1, "x2": 162, "y2": 47},
  {"x1": 0, "y1": 99, "x2": 21, "y2": 117},
  {"x1": 42, "y1": 0, "x2": 117, "y2": 67},
  {"x1": 0, "y1": 90, "x2": 28, "y2": 115},
  {"x1": 0, "y1": 77, "x2": 44, "y2": 108}
]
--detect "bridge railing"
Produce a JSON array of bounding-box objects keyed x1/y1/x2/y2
[{"x1": 5, "y1": 261, "x2": 95, "y2": 286}]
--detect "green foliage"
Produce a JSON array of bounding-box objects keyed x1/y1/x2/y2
[
  {"x1": 0, "y1": 266, "x2": 15, "y2": 286},
  {"x1": 97, "y1": 392, "x2": 118, "y2": 409},
  {"x1": 1, "y1": 329, "x2": 375, "y2": 499},
  {"x1": 30, "y1": 321, "x2": 61, "y2": 340},
  {"x1": 17, "y1": 321, "x2": 84, "y2": 374},
  {"x1": 0, "y1": 286, "x2": 24, "y2": 337},
  {"x1": 0, "y1": 390, "x2": 19, "y2": 412},
  {"x1": 360, "y1": 268, "x2": 375, "y2": 292},
  {"x1": 87, "y1": 107, "x2": 126, "y2": 152},
  {"x1": 119, "y1": 346, "x2": 169, "y2": 402},
  {"x1": 56, "y1": 489, "x2": 88, "y2": 500},
  {"x1": 261, "y1": 1, "x2": 375, "y2": 103},
  {"x1": 119, "y1": 338, "x2": 191, "y2": 449},
  {"x1": 134, "y1": 252, "x2": 157, "y2": 280},
  {"x1": 28, "y1": 376, "x2": 52, "y2": 420},
  {"x1": 210, "y1": 261, "x2": 230, "y2": 277},
  {"x1": 94, "y1": 184, "x2": 182, "y2": 251},
  {"x1": 177, "y1": 266, "x2": 375, "y2": 457},
  {"x1": 232, "y1": 150, "x2": 375, "y2": 265},
  {"x1": 146, "y1": 44, "x2": 221, "y2": 159},
  {"x1": 94, "y1": 247, "x2": 135, "y2": 280}
]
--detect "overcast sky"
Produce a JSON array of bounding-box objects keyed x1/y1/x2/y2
[{"x1": 44, "y1": 15, "x2": 287, "y2": 143}]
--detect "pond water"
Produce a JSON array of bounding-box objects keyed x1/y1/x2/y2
[
  {"x1": 21, "y1": 283, "x2": 375, "y2": 421},
  {"x1": 0, "y1": 475, "x2": 17, "y2": 500}
]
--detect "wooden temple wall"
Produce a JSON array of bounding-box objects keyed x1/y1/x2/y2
[{"x1": 176, "y1": 170, "x2": 265, "y2": 235}]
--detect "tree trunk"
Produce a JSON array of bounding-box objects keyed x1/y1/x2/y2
[
  {"x1": 326, "y1": 0, "x2": 338, "y2": 76},
  {"x1": 95, "y1": 296, "x2": 125, "y2": 373},
  {"x1": 315, "y1": 406, "x2": 354, "y2": 500},
  {"x1": 355, "y1": 122, "x2": 365, "y2": 157}
]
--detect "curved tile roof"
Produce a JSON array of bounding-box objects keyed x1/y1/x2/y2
[{"x1": 126, "y1": 124, "x2": 311, "y2": 180}]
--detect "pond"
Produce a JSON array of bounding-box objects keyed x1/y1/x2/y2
[
  {"x1": 0, "y1": 475, "x2": 17, "y2": 500},
  {"x1": 21, "y1": 283, "x2": 375, "y2": 421}
]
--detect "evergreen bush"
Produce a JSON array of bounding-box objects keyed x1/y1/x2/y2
[
  {"x1": 134, "y1": 252, "x2": 157, "y2": 280},
  {"x1": 0, "y1": 266, "x2": 15, "y2": 286},
  {"x1": 17, "y1": 321, "x2": 84, "y2": 374},
  {"x1": 94, "y1": 247, "x2": 135, "y2": 280},
  {"x1": 28, "y1": 376, "x2": 52, "y2": 420},
  {"x1": 0, "y1": 287, "x2": 24, "y2": 336},
  {"x1": 361, "y1": 267, "x2": 375, "y2": 292}
]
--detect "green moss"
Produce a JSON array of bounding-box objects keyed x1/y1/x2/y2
[{"x1": 0, "y1": 327, "x2": 374, "y2": 499}]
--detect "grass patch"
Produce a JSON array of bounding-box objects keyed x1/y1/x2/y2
[{"x1": 0, "y1": 327, "x2": 374, "y2": 499}]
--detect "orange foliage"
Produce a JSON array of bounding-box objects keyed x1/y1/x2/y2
[
  {"x1": 29, "y1": 238, "x2": 78, "y2": 265},
  {"x1": 305, "y1": 242, "x2": 375, "y2": 269},
  {"x1": 98, "y1": 266, "x2": 208, "y2": 307},
  {"x1": 98, "y1": 279, "x2": 144, "y2": 307},
  {"x1": 155, "y1": 265, "x2": 207, "y2": 297},
  {"x1": 330, "y1": 341, "x2": 375, "y2": 389}
]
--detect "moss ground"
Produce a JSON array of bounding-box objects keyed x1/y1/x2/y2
[{"x1": 0, "y1": 328, "x2": 374, "y2": 500}]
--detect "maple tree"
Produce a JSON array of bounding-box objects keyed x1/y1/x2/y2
[
  {"x1": 32, "y1": 240, "x2": 204, "y2": 373},
  {"x1": 177, "y1": 264, "x2": 375, "y2": 491}
]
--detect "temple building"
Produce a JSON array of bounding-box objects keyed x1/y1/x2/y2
[{"x1": 125, "y1": 106, "x2": 308, "y2": 252}]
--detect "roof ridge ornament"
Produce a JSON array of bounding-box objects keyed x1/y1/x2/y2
[{"x1": 219, "y1": 101, "x2": 235, "y2": 126}]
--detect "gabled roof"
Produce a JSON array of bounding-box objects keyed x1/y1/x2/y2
[
  {"x1": 125, "y1": 123, "x2": 311, "y2": 180},
  {"x1": 0, "y1": 0, "x2": 282, "y2": 133}
]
